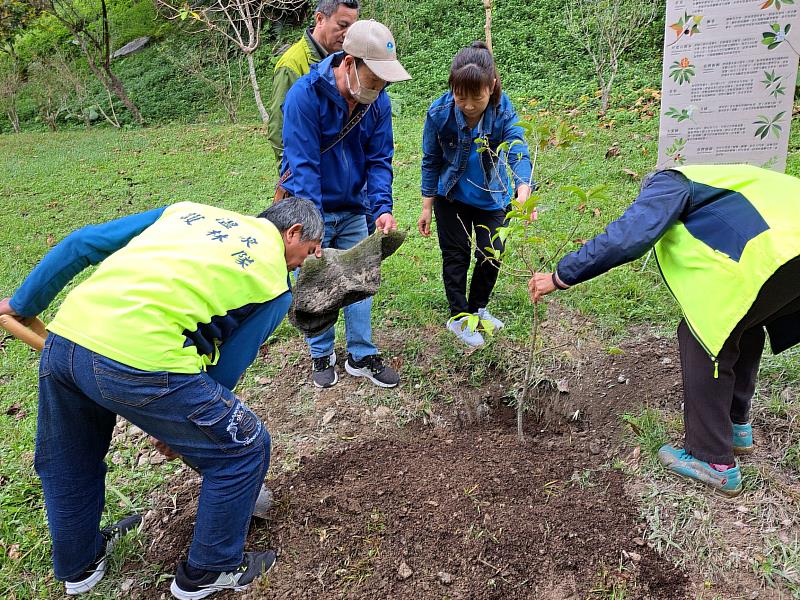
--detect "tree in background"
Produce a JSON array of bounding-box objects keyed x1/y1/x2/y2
[
  {"x1": 28, "y1": 56, "x2": 71, "y2": 130},
  {"x1": 156, "y1": 0, "x2": 306, "y2": 125},
  {"x1": 0, "y1": 0, "x2": 40, "y2": 132},
  {"x1": 565, "y1": 0, "x2": 659, "y2": 115},
  {"x1": 33, "y1": 0, "x2": 144, "y2": 124},
  {"x1": 161, "y1": 33, "x2": 247, "y2": 124}
]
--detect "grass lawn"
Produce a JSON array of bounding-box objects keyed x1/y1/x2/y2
[{"x1": 2, "y1": 111, "x2": 800, "y2": 598}]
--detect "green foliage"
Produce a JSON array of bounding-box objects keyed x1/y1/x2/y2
[{"x1": 360, "y1": 0, "x2": 664, "y2": 113}]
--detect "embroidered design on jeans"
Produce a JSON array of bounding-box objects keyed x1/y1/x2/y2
[{"x1": 226, "y1": 405, "x2": 261, "y2": 445}]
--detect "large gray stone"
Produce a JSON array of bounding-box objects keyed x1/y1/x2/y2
[{"x1": 112, "y1": 37, "x2": 150, "y2": 59}]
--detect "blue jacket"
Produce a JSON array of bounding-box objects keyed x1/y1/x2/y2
[
  {"x1": 280, "y1": 53, "x2": 394, "y2": 220},
  {"x1": 421, "y1": 91, "x2": 533, "y2": 207},
  {"x1": 556, "y1": 170, "x2": 690, "y2": 285}
]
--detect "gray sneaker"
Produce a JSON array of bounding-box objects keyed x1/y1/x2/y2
[
  {"x1": 345, "y1": 353, "x2": 400, "y2": 388},
  {"x1": 312, "y1": 352, "x2": 337, "y2": 388},
  {"x1": 477, "y1": 307, "x2": 504, "y2": 331},
  {"x1": 170, "y1": 550, "x2": 277, "y2": 599},
  {"x1": 447, "y1": 316, "x2": 485, "y2": 347}
]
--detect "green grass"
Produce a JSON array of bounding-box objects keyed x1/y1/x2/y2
[{"x1": 2, "y1": 111, "x2": 800, "y2": 597}]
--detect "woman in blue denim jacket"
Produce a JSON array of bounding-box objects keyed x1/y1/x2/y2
[{"x1": 418, "y1": 41, "x2": 533, "y2": 347}]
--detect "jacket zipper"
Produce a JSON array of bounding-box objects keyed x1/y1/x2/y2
[{"x1": 653, "y1": 250, "x2": 719, "y2": 379}]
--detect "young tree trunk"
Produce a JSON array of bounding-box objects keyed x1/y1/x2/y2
[
  {"x1": 483, "y1": 0, "x2": 493, "y2": 52},
  {"x1": 599, "y1": 63, "x2": 618, "y2": 115},
  {"x1": 246, "y1": 52, "x2": 269, "y2": 124},
  {"x1": 75, "y1": 34, "x2": 144, "y2": 124},
  {"x1": 7, "y1": 105, "x2": 20, "y2": 133}
]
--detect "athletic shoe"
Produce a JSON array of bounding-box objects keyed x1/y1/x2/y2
[
  {"x1": 65, "y1": 514, "x2": 142, "y2": 595},
  {"x1": 476, "y1": 307, "x2": 504, "y2": 332},
  {"x1": 658, "y1": 444, "x2": 742, "y2": 497},
  {"x1": 311, "y1": 352, "x2": 337, "y2": 388},
  {"x1": 344, "y1": 353, "x2": 399, "y2": 388},
  {"x1": 733, "y1": 422, "x2": 753, "y2": 455},
  {"x1": 170, "y1": 550, "x2": 277, "y2": 600},
  {"x1": 447, "y1": 316, "x2": 484, "y2": 348}
]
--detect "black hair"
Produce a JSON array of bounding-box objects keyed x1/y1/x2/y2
[
  {"x1": 315, "y1": 0, "x2": 360, "y2": 17},
  {"x1": 448, "y1": 41, "x2": 501, "y2": 106}
]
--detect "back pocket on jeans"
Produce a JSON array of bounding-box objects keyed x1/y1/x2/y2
[{"x1": 93, "y1": 355, "x2": 170, "y2": 407}]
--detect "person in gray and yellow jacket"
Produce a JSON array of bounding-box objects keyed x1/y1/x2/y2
[
  {"x1": 529, "y1": 164, "x2": 800, "y2": 497},
  {"x1": 267, "y1": 0, "x2": 359, "y2": 164}
]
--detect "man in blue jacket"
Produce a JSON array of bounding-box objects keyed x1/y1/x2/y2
[{"x1": 280, "y1": 19, "x2": 411, "y2": 389}]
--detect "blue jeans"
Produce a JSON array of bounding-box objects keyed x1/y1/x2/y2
[
  {"x1": 306, "y1": 210, "x2": 377, "y2": 361},
  {"x1": 35, "y1": 295, "x2": 290, "y2": 581}
]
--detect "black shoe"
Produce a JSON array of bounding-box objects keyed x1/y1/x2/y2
[
  {"x1": 312, "y1": 352, "x2": 338, "y2": 388},
  {"x1": 170, "y1": 550, "x2": 277, "y2": 599},
  {"x1": 344, "y1": 353, "x2": 399, "y2": 388},
  {"x1": 64, "y1": 514, "x2": 142, "y2": 595}
]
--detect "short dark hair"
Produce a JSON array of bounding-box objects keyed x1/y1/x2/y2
[
  {"x1": 448, "y1": 41, "x2": 502, "y2": 106},
  {"x1": 258, "y1": 197, "x2": 324, "y2": 241},
  {"x1": 315, "y1": 0, "x2": 360, "y2": 17}
]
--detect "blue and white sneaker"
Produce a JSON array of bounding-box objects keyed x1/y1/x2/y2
[
  {"x1": 447, "y1": 316, "x2": 484, "y2": 348},
  {"x1": 658, "y1": 444, "x2": 742, "y2": 497},
  {"x1": 732, "y1": 423, "x2": 753, "y2": 455},
  {"x1": 476, "y1": 307, "x2": 504, "y2": 332}
]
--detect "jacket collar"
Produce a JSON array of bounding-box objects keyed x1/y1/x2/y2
[{"x1": 304, "y1": 27, "x2": 328, "y2": 61}]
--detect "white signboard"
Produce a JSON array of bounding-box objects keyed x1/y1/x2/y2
[{"x1": 658, "y1": 0, "x2": 800, "y2": 171}]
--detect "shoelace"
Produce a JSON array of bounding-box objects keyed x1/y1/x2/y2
[
  {"x1": 361, "y1": 355, "x2": 384, "y2": 374},
  {"x1": 312, "y1": 356, "x2": 332, "y2": 371}
]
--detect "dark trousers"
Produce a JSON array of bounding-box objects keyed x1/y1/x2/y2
[
  {"x1": 433, "y1": 196, "x2": 506, "y2": 317},
  {"x1": 681, "y1": 256, "x2": 800, "y2": 464}
]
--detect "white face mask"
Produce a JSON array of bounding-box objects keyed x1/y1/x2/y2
[{"x1": 346, "y1": 63, "x2": 381, "y2": 105}]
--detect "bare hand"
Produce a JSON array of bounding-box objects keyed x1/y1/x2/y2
[
  {"x1": 375, "y1": 213, "x2": 397, "y2": 234},
  {"x1": 417, "y1": 208, "x2": 432, "y2": 237},
  {"x1": 528, "y1": 273, "x2": 557, "y2": 303},
  {"x1": 0, "y1": 297, "x2": 18, "y2": 317},
  {"x1": 149, "y1": 436, "x2": 181, "y2": 461},
  {"x1": 516, "y1": 184, "x2": 532, "y2": 204}
]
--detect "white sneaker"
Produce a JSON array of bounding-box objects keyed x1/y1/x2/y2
[
  {"x1": 477, "y1": 307, "x2": 504, "y2": 331},
  {"x1": 447, "y1": 316, "x2": 485, "y2": 347}
]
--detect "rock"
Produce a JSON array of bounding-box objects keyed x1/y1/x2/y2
[
  {"x1": 589, "y1": 440, "x2": 602, "y2": 455},
  {"x1": 121, "y1": 579, "x2": 134, "y2": 593},
  {"x1": 397, "y1": 561, "x2": 413, "y2": 580},
  {"x1": 374, "y1": 406, "x2": 394, "y2": 421},
  {"x1": 112, "y1": 37, "x2": 150, "y2": 59},
  {"x1": 137, "y1": 454, "x2": 149, "y2": 468},
  {"x1": 437, "y1": 571, "x2": 454, "y2": 585},
  {"x1": 321, "y1": 408, "x2": 336, "y2": 426},
  {"x1": 111, "y1": 451, "x2": 124, "y2": 465},
  {"x1": 149, "y1": 453, "x2": 166, "y2": 465},
  {"x1": 627, "y1": 551, "x2": 641, "y2": 562},
  {"x1": 556, "y1": 379, "x2": 570, "y2": 393},
  {"x1": 660, "y1": 357, "x2": 673, "y2": 365}
]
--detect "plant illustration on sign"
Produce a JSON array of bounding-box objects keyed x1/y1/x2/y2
[
  {"x1": 667, "y1": 138, "x2": 686, "y2": 165},
  {"x1": 668, "y1": 12, "x2": 703, "y2": 46},
  {"x1": 761, "y1": 70, "x2": 786, "y2": 98},
  {"x1": 762, "y1": 23, "x2": 792, "y2": 49},
  {"x1": 669, "y1": 57, "x2": 695, "y2": 84},
  {"x1": 754, "y1": 111, "x2": 785, "y2": 139},
  {"x1": 664, "y1": 106, "x2": 696, "y2": 122},
  {"x1": 761, "y1": 0, "x2": 794, "y2": 10}
]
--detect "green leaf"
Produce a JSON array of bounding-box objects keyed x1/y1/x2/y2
[
  {"x1": 772, "y1": 23, "x2": 781, "y2": 32},
  {"x1": 561, "y1": 185, "x2": 587, "y2": 202}
]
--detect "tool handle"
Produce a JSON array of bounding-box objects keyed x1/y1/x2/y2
[{"x1": 0, "y1": 315, "x2": 47, "y2": 351}]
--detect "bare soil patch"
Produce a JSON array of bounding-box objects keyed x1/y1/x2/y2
[{"x1": 124, "y1": 307, "x2": 765, "y2": 599}]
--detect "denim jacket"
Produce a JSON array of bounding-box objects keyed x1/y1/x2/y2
[{"x1": 421, "y1": 91, "x2": 533, "y2": 207}]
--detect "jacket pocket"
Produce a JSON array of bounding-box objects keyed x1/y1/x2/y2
[
  {"x1": 93, "y1": 355, "x2": 170, "y2": 407},
  {"x1": 188, "y1": 389, "x2": 264, "y2": 456}
]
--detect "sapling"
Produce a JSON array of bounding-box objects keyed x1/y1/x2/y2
[{"x1": 464, "y1": 117, "x2": 608, "y2": 441}]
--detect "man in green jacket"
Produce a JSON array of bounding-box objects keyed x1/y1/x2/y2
[{"x1": 268, "y1": 0, "x2": 360, "y2": 164}]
